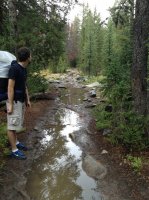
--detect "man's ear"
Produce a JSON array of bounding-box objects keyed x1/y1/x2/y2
[{"x1": 28, "y1": 56, "x2": 32, "y2": 64}]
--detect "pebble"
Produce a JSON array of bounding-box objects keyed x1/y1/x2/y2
[{"x1": 101, "y1": 150, "x2": 108, "y2": 154}]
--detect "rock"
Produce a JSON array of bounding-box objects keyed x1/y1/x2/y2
[
  {"x1": 49, "y1": 122, "x2": 58, "y2": 126},
  {"x1": 69, "y1": 133, "x2": 75, "y2": 141},
  {"x1": 87, "y1": 99, "x2": 92, "y2": 102},
  {"x1": 86, "y1": 82, "x2": 101, "y2": 88},
  {"x1": 66, "y1": 69, "x2": 71, "y2": 73},
  {"x1": 100, "y1": 100, "x2": 106, "y2": 103},
  {"x1": 90, "y1": 90, "x2": 96, "y2": 97},
  {"x1": 101, "y1": 150, "x2": 108, "y2": 154},
  {"x1": 34, "y1": 126, "x2": 40, "y2": 131},
  {"x1": 83, "y1": 97, "x2": 88, "y2": 101},
  {"x1": 58, "y1": 85, "x2": 67, "y2": 89},
  {"x1": 105, "y1": 104, "x2": 112, "y2": 112},
  {"x1": 82, "y1": 154, "x2": 107, "y2": 180},
  {"x1": 83, "y1": 98, "x2": 88, "y2": 101},
  {"x1": 85, "y1": 104, "x2": 97, "y2": 108},
  {"x1": 76, "y1": 76, "x2": 87, "y2": 82},
  {"x1": 103, "y1": 129, "x2": 111, "y2": 136},
  {"x1": 82, "y1": 85, "x2": 86, "y2": 88},
  {"x1": 48, "y1": 79, "x2": 60, "y2": 84}
]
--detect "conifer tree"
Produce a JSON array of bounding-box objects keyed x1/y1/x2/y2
[
  {"x1": 67, "y1": 16, "x2": 80, "y2": 67},
  {"x1": 132, "y1": 0, "x2": 149, "y2": 116},
  {"x1": 79, "y1": 5, "x2": 103, "y2": 75}
]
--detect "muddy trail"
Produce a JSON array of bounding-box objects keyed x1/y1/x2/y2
[{"x1": 0, "y1": 70, "x2": 149, "y2": 200}]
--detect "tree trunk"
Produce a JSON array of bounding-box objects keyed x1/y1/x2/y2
[
  {"x1": 0, "y1": 0, "x2": 4, "y2": 34},
  {"x1": 8, "y1": 0, "x2": 18, "y2": 52},
  {"x1": 132, "y1": 0, "x2": 149, "y2": 115}
]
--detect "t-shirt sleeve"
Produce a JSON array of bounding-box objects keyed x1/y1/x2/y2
[{"x1": 8, "y1": 66, "x2": 17, "y2": 80}]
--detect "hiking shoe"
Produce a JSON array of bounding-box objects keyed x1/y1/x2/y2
[
  {"x1": 10, "y1": 150, "x2": 27, "y2": 160},
  {"x1": 16, "y1": 142, "x2": 28, "y2": 151}
]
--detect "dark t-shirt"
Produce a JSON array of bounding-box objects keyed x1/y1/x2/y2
[{"x1": 8, "y1": 60, "x2": 27, "y2": 102}]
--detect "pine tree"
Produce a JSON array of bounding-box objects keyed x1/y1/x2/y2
[
  {"x1": 66, "y1": 17, "x2": 80, "y2": 67},
  {"x1": 79, "y1": 5, "x2": 103, "y2": 75},
  {"x1": 132, "y1": 0, "x2": 149, "y2": 116}
]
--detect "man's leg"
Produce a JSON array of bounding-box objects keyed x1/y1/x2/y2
[
  {"x1": 7, "y1": 101, "x2": 27, "y2": 159},
  {"x1": 7, "y1": 130, "x2": 17, "y2": 151}
]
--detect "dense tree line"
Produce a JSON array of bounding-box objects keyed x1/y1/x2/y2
[
  {"x1": 67, "y1": 0, "x2": 149, "y2": 149},
  {"x1": 0, "y1": 0, "x2": 77, "y2": 93}
]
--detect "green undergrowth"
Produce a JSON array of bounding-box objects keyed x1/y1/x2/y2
[
  {"x1": 28, "y1": 74, "x2": 49, "y2": 94},
  {"x1": 93, "y1": 103, "x2": 149, "y2": 151},
  {"x1": 92, "y1": 103, "x2": 149, "y2": 173},
  {"x1": 126, "y1": 155, "x2": 143, "y2": 173},
  {"x1": 93, "y1": 103, "x2": 112, "y2": 128},
  {"x1": 83, "y1": 74, "x2": 106, "y2": 84},
  {"x1": 0, "y1": 124, "x2": 26, "y2": 159}
]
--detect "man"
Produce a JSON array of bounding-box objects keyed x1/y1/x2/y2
[{"x1": 7, "y1": 47, "x2": 31, "y2": 160}]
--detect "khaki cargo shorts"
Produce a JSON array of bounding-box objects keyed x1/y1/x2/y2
[{"x1": 7, "y1": 101, "x2": 25, "y2": 131}]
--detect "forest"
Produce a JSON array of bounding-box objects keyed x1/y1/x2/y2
[{"x1": 0, "y1": 0, "x2": 149, "y2": 152}]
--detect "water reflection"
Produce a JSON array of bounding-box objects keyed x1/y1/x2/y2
[
  {"x1": 26, "y1": 109, "x2": 101, "y2": 200},
  {"x1": 41, "y1": 130, "x2": 53, "y2": 147},
  {"x1": 61, "y1": 88, "x2": 84, "y2": 106}
]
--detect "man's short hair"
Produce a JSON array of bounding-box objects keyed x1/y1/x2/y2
[{"x1": 17, "y1": 47, "x2": 31, "y2": 62}]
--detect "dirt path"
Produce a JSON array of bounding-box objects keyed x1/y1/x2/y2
[{"x1": 0, "y1": 70, "x2": 149, "y2": 200}]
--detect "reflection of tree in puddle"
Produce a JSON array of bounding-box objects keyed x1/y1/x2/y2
[{"x1": 26, "y1": 130, "x2": 83, "y2": 200}]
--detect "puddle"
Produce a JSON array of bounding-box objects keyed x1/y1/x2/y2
[
  {"x1": 60, "y1": 87, "x2": 84, "y2": 106},
  {"x1": 26, "y1": 98, "x2": 102, "y2": 199}
]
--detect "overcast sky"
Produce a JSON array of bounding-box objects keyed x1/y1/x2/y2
[{"x1": 68, "y1": 0, "x2": 116, "y2": 22}]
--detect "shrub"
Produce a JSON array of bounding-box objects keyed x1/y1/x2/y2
[
  {"x1": 28, "y1": 74, "x2": 48, "y2": 94},
  {"x1": 127, "y1": 155, "x2": 142, "y2": 173}
]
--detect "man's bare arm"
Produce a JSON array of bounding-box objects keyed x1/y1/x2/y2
[
  {"x1": 7, "y1": 79, "x2": 15, "y2": 114},
  {"x1": 25, "y1": 87, "x2": 31, "y2": 107}
]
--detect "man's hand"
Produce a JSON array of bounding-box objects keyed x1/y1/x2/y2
[
  {"x1": 7, "y1": 103, "x2": 13, "y2": 114},
  {"x1": 26, "y1": 100, "x2": 31, "y2": 108},
  {"x1": 25, "y1": 87, "x2": 31, "y2": 108}
]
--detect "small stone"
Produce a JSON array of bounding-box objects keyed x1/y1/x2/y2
[
  {"x1": 90, "y1": 90, "x2": 96, "y2": 97},
  {"x1": 58, "y1": 85, "x2": 67, "y2": 89},
  {"x1": 83, "y1": 98, "x2": 88, "y2": 101},
  {"x1": 86, "y1": 82, "x2": 100, "y2": 88},
  {"x1": 105, "y1": 104, "x2": 112, "y2": 112},
  {"x1": 34, "y1": 126, "x2": 39, "y2": 131},
  {"x1": 82, "y1": 85, "x2": 86, "y2": 88},
  {"x1": 85, "y1": 104, "x2": 97, "y2": 108},
  {"x1": 69, "y1": 133, "x2": 75, "y2": 141},
  {"x1": 103, "y1": 129, "x2": 111, "y2": 136},
  {"x1": 101, "y1": 150, "x2": 108, "y2": 154}
]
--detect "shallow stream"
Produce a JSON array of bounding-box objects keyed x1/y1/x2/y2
[{"x1": 26, "y1": 87, "x2": 102, "y2": 200}]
